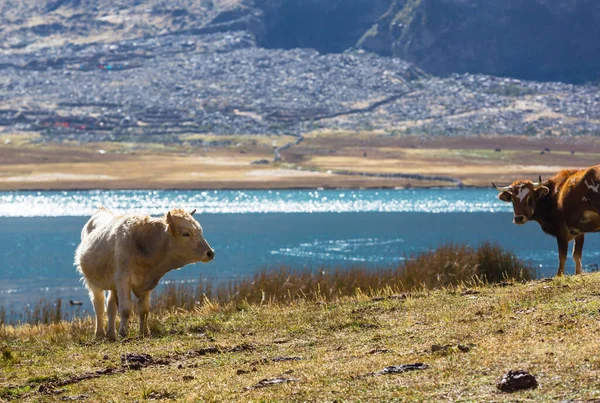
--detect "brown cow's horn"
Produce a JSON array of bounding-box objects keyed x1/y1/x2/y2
[
  {"x1": 492, "y1": 182, "x2": 512, "y2": 191},
  {"x1": 190, "y1": 209, "x2": 197, "y2": 216},
  {"x1": 532, "y1": 175, "x2": 543, "y2": 187}
]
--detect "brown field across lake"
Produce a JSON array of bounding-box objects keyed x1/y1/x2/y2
[{"x1": 1, "y1": 132, "x2": 600, "y2": 190}]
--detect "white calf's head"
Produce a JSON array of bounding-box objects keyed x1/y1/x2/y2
[{"x1": 166, "y1": 208, "x2": 215, "y2": 263}]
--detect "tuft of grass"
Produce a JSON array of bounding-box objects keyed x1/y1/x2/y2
[
  {"x1": 1, "y1": 346, "x2": 13, "y2": 362},
  {"x1": 400, "y1": 242, "x2": 533, "y2": 289},
  {"x1": 152, "y1": 242, "x2": 534, "y2": 310}
]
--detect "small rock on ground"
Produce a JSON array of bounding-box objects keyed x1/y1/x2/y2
[
  {"x1": 244, "y1": 377, "x2": 299, "y2": 390},
  {"x1": 374, "y1": 363, "x2": 429, "y2": 376},
  {"x1": 497, "y1": 370, "x2": 538, "y2": 392}
]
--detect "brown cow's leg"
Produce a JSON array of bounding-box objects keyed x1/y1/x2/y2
[
  {"x1": 137, "y1": 291, "x2": 151, "y2": 337},
  {"x1": 557, "y1": 237, "x2": 569, "y2": 277},
  {"x1": 106, "y1": 291, "x2": 118, "y2": 340},
  {"x1": 573, "y1": 235, "x2": 585, "y2": 275}
]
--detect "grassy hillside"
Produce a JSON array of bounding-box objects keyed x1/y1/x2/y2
[{"x1": 2, "y1": 272, "x2": 600, "y2": 402}]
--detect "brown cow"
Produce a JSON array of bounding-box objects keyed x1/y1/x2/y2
[
  {"x1": 494, "y1": 165, "x2": 600, "y2": 276},
  {"x1": 75, "y1": 208, "x2": 214, "y2": 339}
]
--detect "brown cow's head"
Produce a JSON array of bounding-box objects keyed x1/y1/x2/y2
[
  {"x1": 493, "y1": 177, "x2": 549, "y2": 225},
  {"x1": 166, "y1": 208, "x2": 215, "y2": 263}
]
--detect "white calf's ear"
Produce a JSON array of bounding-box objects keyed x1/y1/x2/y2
[
  {"x1": 166, "y1": 211, "x2": 177, "y2": 236},
  {"x1": 498, "y1": 191, "x2": 512, "y2": 202},
  {"x1": 536, "y1": 186, "x2": 550, "y2": 197},
  {"x1": 190, "y1": 209, "x2": 197, "y2": 216}
]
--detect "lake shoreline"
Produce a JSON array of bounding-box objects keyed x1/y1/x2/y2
[{"x1": 0, "y1": 183, "x2": 474, "y2": 192}]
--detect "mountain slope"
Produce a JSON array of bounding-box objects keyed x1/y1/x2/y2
[
  {"x1": 358, "y1": 0, "x2": 600, "y2": 83},
  {"x1": 2, "y1": 0, "x2": 599, "y2": 83}
]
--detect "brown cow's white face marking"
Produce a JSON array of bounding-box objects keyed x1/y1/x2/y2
[
  {"x1": 585, "y1": 179, "x2": 600, "y2": 193},
  {"x1": 516, "y1": 187, "x2": 530, "y2": 202},
  {"x1": 512, "y1": 185, "x2": 533, "y2": 224}
]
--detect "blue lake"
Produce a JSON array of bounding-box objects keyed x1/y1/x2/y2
[{"x1": 2, "y1": 189, "x2": 600, "y2": 313}]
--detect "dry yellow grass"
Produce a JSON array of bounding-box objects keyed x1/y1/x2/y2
[{"x1": 2, "y1": 273, "x2": 600, "y2": 402}]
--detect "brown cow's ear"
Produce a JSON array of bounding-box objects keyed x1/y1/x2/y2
[
  {"x1": 536, "y1": 186, "x2": 550, "y2": 198},
  {"x1": 166, "y1": 212, "x2": 177, "y2": 236},
  {"x1": 498, "y1": 191, "x2": 512, "y2": 202}
]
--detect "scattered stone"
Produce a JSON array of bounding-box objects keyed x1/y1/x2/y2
[
  {"x1": 244, "y1": 377, "x2": 299, "y2": 390},
  {"x1": 497, "y1": 370, "x2": 538, "y2": 392},
  {"x1": 271, "y1": 356, "x2": 302, "y2": 362},
  {"x1": 61, "y1": 395, "x2": 88, "y2": 401},
  {"x1": 371, "y1": 293, "x2": 408, "y2": 301},
  {"x1": 389, "y1": 293, "x2": 409, "y2": 300},
  {"x1": 237, "y1": 369, "x2": 250, "y2": 375},
  {"x1": 272, "y1": 338, "x2": 290, "y2": 344},
  {"x1": 188, "y1": 346, "x2": 220, "y2": 356},
  {"x1": 430, "y1": 343, "x2": 474, "y2": 354},
  {"x1": 251, "y1": 159, "x2": 270, "y2": 165},
  {"x1": 182, "y1": 375, "x2": 195, "y2": 381},
  {"x1": 95, "y1": 368, "x2": 116, "y2": 375},
  {"x1": 460, "y1": 289, "x2": 481, "y2": 296},
  {"x1": 252, "y1": 356, "x2": 302, "y2": 366},
  {"x1": 121, "y1": 353, "x2": 152, "y2": 369},
  {"x1": 457, "y1": 343, "x2": 475, "y2": 352},
  {"x1": 372, "y1": 363, "x2": 429, "y2": 376},
  {"x1": 369, "y1": 348, "x2": 393, "y2": 354},
  {"x1": 229, "y1": 343, "x2": 256, "y2": 353},
  {"x1": 431, "y1": 344, "x2": 453, "y2": 354},
  {"x1": 38, "y1": 385, "x2": 66, "y2": 394},
  {"x1": 146, "y1": 390, "x2": 177, "y2": 400}
]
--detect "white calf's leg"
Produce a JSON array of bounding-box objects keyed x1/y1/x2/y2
[
  {"x1": 89, "y1": 285, "x2": 106, "y2": 339},
  {"x1": 116, "y1": 281, "x2": 133, "y2": 338},
  {"x1": 106, "y1": 291, "x2": 118, "y2": 340},
  {"x1": 137, "y1": 291, "x2": 151, "y2": 337}
]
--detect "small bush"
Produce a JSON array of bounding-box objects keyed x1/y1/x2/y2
[
  {"x1": 1, "y1": 346, "x2": 13, "y2": 361},
  {"x1": 152, "y1": 242, "x2": 534, "y2": 309}
]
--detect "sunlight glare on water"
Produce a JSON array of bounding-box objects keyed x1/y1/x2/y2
[{"x1": 0, "y1": 189, "x2": 509, "y2": 217}]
